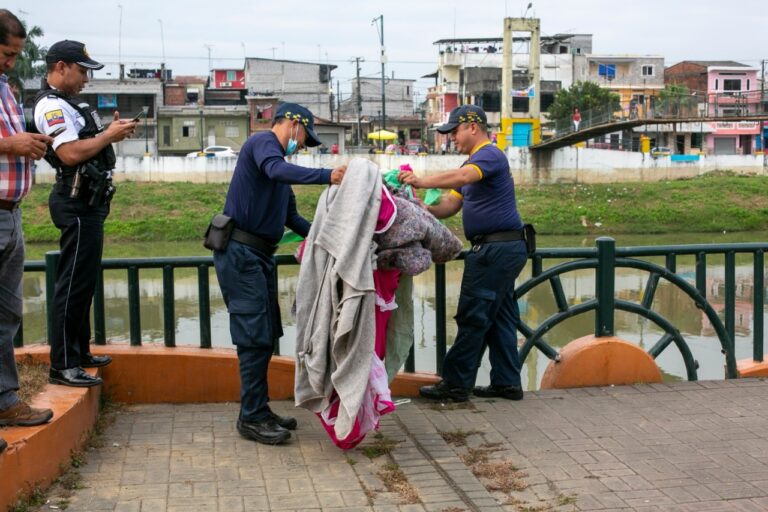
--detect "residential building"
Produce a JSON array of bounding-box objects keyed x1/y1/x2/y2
[
  {"x1": 164, "y1": 76, "x2": 208, "y2": 106},
  {"x1": 426, "y1": 34, "x2": 591, "y2": 149},
  {"x1": 244, "y1": 58, "x2": 335, "y2": 119},
  {"x1": 156, "y1": 105, "x2": 249, "y2": 156},
  {"x1": 574, "y1": 54, "x2": 664, "y2": 151},
  {"x1": 338, "y1": 77, "x2": 422, "y2": 146},
  {"x1": 211, "y1": 68, "x2": 245, "y2": 89},
  {"x1": 574, "y1": 54, "x2": 665, "y2": 112},
  {"x1": 665, "y1": 61, "x2": 760, "y2": 154}
]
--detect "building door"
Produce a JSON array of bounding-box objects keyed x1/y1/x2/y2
[
  {"x1": 512, "y1": 123, "x2": 532, "y2": 147},
  {"x1": 739, "y1": 135, "x2": 752, "y2": 155},
  {"x1": 714, "y1": 137, "x2": 737, "y2": 155}
]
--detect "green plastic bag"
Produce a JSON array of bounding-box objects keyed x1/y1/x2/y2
[
  {"x1": 424, "y1": 188, "x2": 441, "y2": 206},
  {"x1": 279, "y1": 230, "x2": 304, "y2": 245}
]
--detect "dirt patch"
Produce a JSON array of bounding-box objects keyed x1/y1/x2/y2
[
  {"x1": 377, "y1": 462, "x2": 420, "y2": 504},
  {"x1": 439, "y1": 428, "x2": 482, "y2": 447},
  {"x1": 359, "y1": 432, "x2": 400, "y2": 459},
  {"x1": 16, "y1": 355, "x2": 49, "y2": 404}
]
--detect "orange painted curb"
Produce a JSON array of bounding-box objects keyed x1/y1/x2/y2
[
  {"x1": 0, "y1": 367, "x2": 101, "y2": 510},
  {"x1": 16, "y1": 344, "x2": 441, "y2": 403},
  {"x1": 737, "y1": 358, "x2": 768, "y2": 378},
  {"x1": 540, "y1": 335, "x2": 663, "y2": 389}
]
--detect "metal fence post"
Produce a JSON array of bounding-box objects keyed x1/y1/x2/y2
[
  {"x1": 45, "y1": 251, "x2": 60, "y2": 345},
  {"x1": 93, "y1": 269, "x2": 106, "y2": 345},
  {"x1": 754, "y1": 250, "x2": 764, "y2": 362},
  {"x1": 435, "y1": 263, "x2": 447, "y2": 374},
  {"x1": 162, "y1": 265, "x2": 176, "y2": 347},
  {"x1": 198, "y1": 265, "x2": 211, "y2": 349},
  {"x1": 127, "y1": 266, "x2": 141, "y2": 345},
  {"x1": 595, "y1": 237, "x2": 615, "y2": 337}
]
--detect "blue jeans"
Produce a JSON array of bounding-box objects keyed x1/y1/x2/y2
[
  {"x1": 0, "y1": 209, "x2": 23, "y2": 410},
  {"x1": 441, "y1": 240, "x2": 528, "y2": 390},
  {"x1": 213, "y1": 240, "x2": 282, "y2": 422}
]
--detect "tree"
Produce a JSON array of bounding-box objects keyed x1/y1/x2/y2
[
  {"x1": 658, "y1": 83, "x2": 691, "y2": 117},
  {"x1": 6, "y1": 20, "x2": 47, "y2": 102},
  {"x1": 546, "y1": 81, "x2": 621, "y2": 130}
]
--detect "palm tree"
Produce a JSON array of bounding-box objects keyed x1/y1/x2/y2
[{"x1": 6, "y1": 21, "x2": 47, "y2": 102}]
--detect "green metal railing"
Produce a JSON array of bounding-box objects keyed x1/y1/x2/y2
[{"x1": 17, "y1": 238, "x2": 768, "y2": 380}]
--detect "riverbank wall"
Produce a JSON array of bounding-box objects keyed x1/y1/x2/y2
[{"x1": 32, "y1": 147, "x2": 768, "y2": 185}]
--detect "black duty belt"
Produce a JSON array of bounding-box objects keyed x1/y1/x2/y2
[
  {"x1": 231, "y1": 228, "x2": 278, "y2": 256},
  {"x1": 471, "y1": 229, "x2": 525, "y2": 245},
  {"x1": 0, "y1": 198, "x2": 19, "y2": 211}
]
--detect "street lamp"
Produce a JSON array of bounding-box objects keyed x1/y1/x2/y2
[
  {"x1": 198, "y1": 108, "x2": 204, "y2": 153},
  {"x1": 142, "y1": 105, "x2": 149, "y2": 155}
]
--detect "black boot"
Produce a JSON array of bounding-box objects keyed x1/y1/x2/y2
[{"x1": 237, "y1": 417, "x2": 291, "y2": 445}]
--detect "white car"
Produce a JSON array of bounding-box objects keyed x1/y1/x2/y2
[{"x1": 186, "y1": 146, "x2": 238, "y2": 158}]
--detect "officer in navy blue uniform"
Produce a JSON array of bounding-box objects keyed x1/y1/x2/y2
[
  {"x1": 33, "y1": 41, "x2": 137, "y2": 387},
  {"x1": 214, "y1": 103, "x2": 346, "y2": 445},
  {"x1": 399, "y1": 105, "x2": 529, "y2": 402}
]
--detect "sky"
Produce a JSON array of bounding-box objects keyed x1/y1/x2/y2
[{"x1": 10, "y1": 0, "x2": 768, "y2": 103}]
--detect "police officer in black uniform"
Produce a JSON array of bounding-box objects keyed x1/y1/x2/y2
[{"x1": 33, "y1": 40, "x2": 137, "y2": 387}]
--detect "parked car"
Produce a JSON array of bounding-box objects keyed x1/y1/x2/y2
[
  {"x1": 186, "y1": 146, "x2": 238, "y2": 158},
  {"x1": 650, "y1": 147, "x2": 672, "y2": 157}
]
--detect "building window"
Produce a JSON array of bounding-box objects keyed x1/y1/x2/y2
[
  {"x1": 715, "y1": 79, "x2": 719, "y2": 90},
  {"x1": 747, "y1": 79, "x2": 750, "y2": 91},
  {"x1": 227, "y1": 70, "x2": 236, "y2": 81},
  {"x1": 182, "y1": 126, "x2": 197, "y2": 137},
  {"x1": 641, "y1": 65, "x2": 654, "y2": 76},
  {"x1": 162, "y1": 126, "x2": 170, "y2": 146},
  {"x1": 723, "y1": 79, "x2": 741, "y2": 92},
  {"x1": 225, "y1": 126, "x2": 240, "y2": 138}
]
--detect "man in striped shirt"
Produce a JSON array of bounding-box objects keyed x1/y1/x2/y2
[{"x1": 0, "y1": 9, "x2": 54, "y2": 449}]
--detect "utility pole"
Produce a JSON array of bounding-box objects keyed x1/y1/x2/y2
[
  {"x1": 336, "y1": 79, "x2": 341, "y2": 124},
  {"x1": 204, "y1": 44, "x2": 213, "y2": 82},
  {"x1": 351, "y1": 57, "x2": 365, "y2": 146},
  {"x1": 762, "y1": 59, "x2": 766, "y2": 168},
  {"x1": 372, "y1": 15, "x2": 386, "y2": 131}
]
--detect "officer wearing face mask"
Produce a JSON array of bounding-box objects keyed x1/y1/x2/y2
[{"x1": 213, "y1": 102, "x2": 346, "y2": 445}]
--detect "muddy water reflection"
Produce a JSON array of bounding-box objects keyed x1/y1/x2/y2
[{"x1": 22, "y1": 233, "x2": 768, "y2": 390}]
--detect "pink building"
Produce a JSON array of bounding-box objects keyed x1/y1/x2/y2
[
  {"x1": 211, "y1": 69, "x2": 245, "y2": 89},
  {"x1": 666, "y1": 61, "x2": 760, "y2": 155}
]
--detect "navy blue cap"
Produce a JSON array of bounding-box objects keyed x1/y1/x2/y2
[
  {"x1": 274, "y1": 102, "x2": 322, "y2": 147},
  {"x1": 437, "y1": 105, "x2": 487, "y2": 134},
  {"x1": 46, "y1": 40, "x2": 104, "y2": 70}
]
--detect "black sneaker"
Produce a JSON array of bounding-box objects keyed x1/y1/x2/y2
[
  {"x1": 473, "y1": 384, "x2": 524, "y2": 401},
  {"x1": 267, "y1": 410, "x2": 297, "y2": 430},
  {"x1": 237, "y1": 417, "x2": 291, "y2": 445},
  {"x1": 419, "y1": 380, "x2": 470, "y2": 402}
]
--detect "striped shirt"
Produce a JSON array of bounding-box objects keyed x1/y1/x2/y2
[{"x1": 0, "y1": 74, "x2": 31, "y2": 201}]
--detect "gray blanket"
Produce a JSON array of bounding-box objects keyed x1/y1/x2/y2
[{"x1": 294, "y1": 158, "x2": 382, "y2": 440}]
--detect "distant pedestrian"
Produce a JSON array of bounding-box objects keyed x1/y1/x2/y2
[
  {"x1": 330, "y1": 142, "x2": 339, "y2": 155},
  {"x1": 572, "y1": 108, "x2": 581, "y2": 131},
  {"x1": 440, "y1": 141, "x2": 447, "y2": 155},
  {"x1": 398, "y1": 105, "x2": 529, "y2": 403}
]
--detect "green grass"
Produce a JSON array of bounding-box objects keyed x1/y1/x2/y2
[{"x1": 20, "y1": 173, "x2": 768, "y2": 244}]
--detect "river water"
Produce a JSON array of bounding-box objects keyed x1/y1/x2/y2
[{"x1": 21, "y1": 231, "x2": 768, "y2": 391}]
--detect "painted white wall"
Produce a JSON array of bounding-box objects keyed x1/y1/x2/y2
[{"x1": 32, "y1": 148, "x2": 767, "y2": 185}]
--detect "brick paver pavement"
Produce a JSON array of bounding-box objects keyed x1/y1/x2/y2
[{"x1": 47, "y1": 379, "x2": 768, "y2": 511}]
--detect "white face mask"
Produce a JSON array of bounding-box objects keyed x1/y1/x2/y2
[{"x1": 286, "y1": 124, "x2": 299, "y2": 155}]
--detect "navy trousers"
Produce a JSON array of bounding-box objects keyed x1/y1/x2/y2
[
  {"x1": 441, "y1": 239, "x2": 528, "y2": 390},
  {"x1": 213, "y1": 240, "x2": 282, "y2": 422},
  {"x1": 48, "y1": 191, "x2": 108, "y2": 370}
]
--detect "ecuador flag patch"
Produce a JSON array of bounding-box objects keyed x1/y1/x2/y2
[{"x1": 45, "y1": 110, "x2": 65, "y2": 127}]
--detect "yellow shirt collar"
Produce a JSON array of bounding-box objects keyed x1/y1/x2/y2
[{"x1": 470, "y1": 140, "x2": 491, "y2": 155}]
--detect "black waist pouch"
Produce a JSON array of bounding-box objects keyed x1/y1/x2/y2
[
  {"x1": 203, "y1": 214, "x2": 234, "y2": 251},
  {"x1": 523, "y1": 224, "x2": 536, "y2": 257}
]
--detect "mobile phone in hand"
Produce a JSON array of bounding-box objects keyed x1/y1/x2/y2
[{"x1": 132, "y1": 111, "x2": 147, "y2": 122}]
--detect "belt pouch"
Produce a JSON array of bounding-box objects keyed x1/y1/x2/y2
[
  {"x1": 523, "y1": 224, "x2": 536, "y2": 256},
  {"x1": 203, "y1": 213, "x2": 234, "y2": 251}
]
